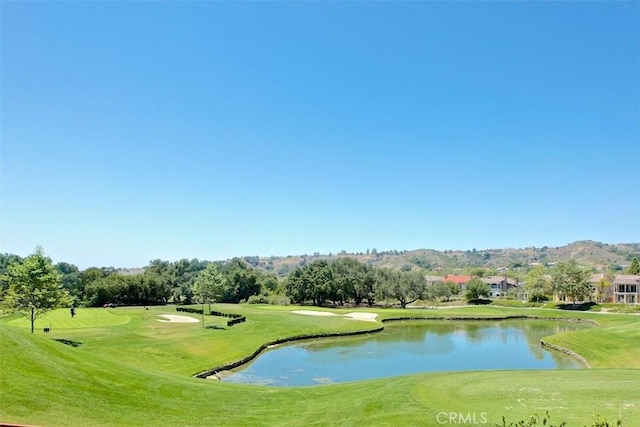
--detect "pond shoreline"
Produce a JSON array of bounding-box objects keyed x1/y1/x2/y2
[
  {"x1": 194, "y1": 314, "x2": 595, "y2": 380},
  {"x1": 540, "y1": 340, "x2": 591, "y2": 368},
  {"x1": 194, "y1": 326, "x2": 384, "y2": 379}
]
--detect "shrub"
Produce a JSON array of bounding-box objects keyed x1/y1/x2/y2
[
  {"x1": 247, "y1": 294, "x2": 269, "y2": 304},
  {"x1": 527, "y1": 294, "x2": 549, "y2": 303},
  {"x1": 227, "y1": 317, "x2": 246, "y2": 327},
  {"x1": 176, "y1": 307, "x2": 203, "y2": 314},
  {"x1": 247, "y1": 293, "x2": 290, "y2": 306},
  {"x1": 498, "y1": 411, "x2": 621, "y2": 427},
  {"x1": 268, "y1": 294, "x2": 291, "y2": 306},
  {"x1": 465, "y1": 278, "x2": 490, "y2": 301},
  {"x1": 208, "y1": 310, "x2": 242, "y2": 318}
]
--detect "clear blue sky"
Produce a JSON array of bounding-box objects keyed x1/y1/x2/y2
[{"x1": 1, "y1": 2, "x2": 639, "y2": 269}]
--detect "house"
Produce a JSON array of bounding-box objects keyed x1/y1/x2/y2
[
  {"x1": 444, "y1": 275, "x2": 472, "y2": 291},
  {"x1": 424, "y1": 275, "x2": 444, "y2": 286},
  {"x1": 481, "y1": 275, "x2": 518, "y2": 298},
  {"x1": 612, "y1": 275, "x2": 640, "y2": 304},
  {"x1": 590, "y1": 273, "x2": 614, "y2": 303}
]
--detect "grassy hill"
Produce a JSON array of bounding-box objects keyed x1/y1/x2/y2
[{"x1": 249, "y1": 240, "x2": 640, "y2": 277}]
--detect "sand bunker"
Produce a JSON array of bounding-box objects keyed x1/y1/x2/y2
[
  {"x1": 292, "y1": 310, "x2": 337, "y2": 317},
  {"x1": 157, "y1": 314, "x2": 199, "y2": 323},
  {"x1": 344, "y1": 312, "x2": 378, "y2": 322},
  {"x1": 291, "y1": 310, "x2": 378, "y2": 322}
]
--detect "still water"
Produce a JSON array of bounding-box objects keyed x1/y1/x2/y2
[{"x1": 223, "y1": 319, "x2": 588, "y2": 386}]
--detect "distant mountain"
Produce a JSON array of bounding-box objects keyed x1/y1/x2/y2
[{"x1": 246, "y1": 241, "x2": 640, "y2": 277}]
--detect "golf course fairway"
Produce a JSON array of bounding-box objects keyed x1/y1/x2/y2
[{"x1": 1, "y1": 304, "x2": 639, "y2": 426}]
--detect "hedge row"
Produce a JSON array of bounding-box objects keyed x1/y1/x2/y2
[
  {"x1": 210, "y1": 310, "x2": 242, "y2": 319},
  {"x1": 176, "y1": 307, "x2": 204, "y2": 314},
  {"x1": 175, "y1": 306, "x2": 246, "y2": 327},
  {"x1": 227, "y1": 317, "x2": 246, "y2": 327}
]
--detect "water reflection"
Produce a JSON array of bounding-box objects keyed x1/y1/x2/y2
[{"x1": 224, "y1": 319, "x2": 589, "y2": 387}]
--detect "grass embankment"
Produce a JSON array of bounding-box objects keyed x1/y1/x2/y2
[{"x1": 1, "y1": 305, "x2": 639, "y2": 426}]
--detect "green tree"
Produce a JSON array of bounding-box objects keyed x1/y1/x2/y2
[
  {"x1": 525, "y1": 265, "x2": 551, "y2": 302},
  {"x1": 306, "y1": 260, "x2": 334, "y2": 306},
  {"x1": 330, "y1": 258, "x2": 373, "y2": 306},
  {"x1": 219, "y1": 258, "x2": 265, "y2": 303},
  {"x1": 145, "y1": 259, "x2": 177, "y2": 293},
  {"x1": 328, "y1": 258, "x2": 356, "y2": 305},
  {"x1": 551, "y1": 260, "x2": 592, "y2": 304},
  {"x1": 432, "y1": 281, "x2": 458, "y2": 302},
  {"x1": 284, "y1": 268, "x2": 307, "y2": 304},
  {"x1": 596, "y1": 277, "x2": 611, "y2": 303},
  {"x1": 465, "y1": 278, "x2": 490, "y2": 302},
  {"x1": 361, "y1": 270, "x2": 377, "y2": 307},
  {"x1": 626, "y1": 257, "x2": 640, "y2": 275},
  {"x1": 1, "y1": 247, "x2": 72, "y2": 333},
  {"x1": 467, "y1": 267, "x2": 496, "y2": 278},
  {"x1": 56, "y1": 262, "x2": 82, "y2": 302},
  {"x1": 377, "y1": 269, "x2": 425, "y2": 308},
  {"x1": 283, "y1": 260, "x2": 333, "y2": 306},
  {"x1": 193, "y1": 263, "x2": 225, "y2": 326},
  {"x1": 1, "y1": 253, "x2": 23, "y2": 292},
  {"x1": 83, "y1": 275, "x2": 118, "y2": 306}
]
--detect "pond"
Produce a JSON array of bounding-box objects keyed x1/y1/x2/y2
[{"x1": 222, "y1": 319, "x2": 589, "y2": 386}]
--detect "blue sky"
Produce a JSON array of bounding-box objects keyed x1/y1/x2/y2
[{"x1": 1, "y1": 2, "x2": 639, "y2": 269}]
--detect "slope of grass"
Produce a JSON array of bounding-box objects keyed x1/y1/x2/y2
[
  {"x1": 1, "y1": 305, "x2": 639, "y2": 426},
  {"x1": 8, "y1": 307, "x2": 131, "y2": 329},
  {"x1": 4, "y1": 305, "x2": 382, "y2": 376}
]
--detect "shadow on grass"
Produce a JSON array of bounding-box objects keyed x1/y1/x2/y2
[
  {"x1": 54, "y1": 339, "x2": 82, "y2": 347},
  {"x1": 206, "y1": 325, "x2": 226, "y2": 330},
  {"x1": 468, "y1": 299, "x2": 492, "y2": 305},
  {"x1": 556, "y1": 302, "x2": 597, "y2": 311}
]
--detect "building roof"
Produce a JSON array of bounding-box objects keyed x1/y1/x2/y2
[
  {"x1": 444, "y1": 275, "x2": 472, "y2": 285},
  {"x1": 590, "y1": 273, "x2": 612, "y2": 283},
  {"x1": 612, "y1": 275, "x2": 640, "y2": 285},
  {"x1": 481, "y1": 275, "x2": 518, "y2": 286}
]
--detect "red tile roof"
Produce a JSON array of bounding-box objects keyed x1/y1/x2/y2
[{"x1": 444, "y1": 275, "x2": 472, "y2": 285}]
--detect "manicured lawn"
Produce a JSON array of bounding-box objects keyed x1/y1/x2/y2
[{"x1": 1, "y1": 305, "x2": 639, "y2": 426}]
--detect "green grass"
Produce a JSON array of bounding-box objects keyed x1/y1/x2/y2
[
  {"x1": 1, "y1": 305, "x2": 639, "y2": 426},
  {"x1": 489, "y1": 299, "x2": 545, "y2": 308},
  {"x1": 9, "y1": 307, "x2": 131, "y2": 329},
  {"x1": 591, "y1": 303, "x2": 640, "y2": 314}
]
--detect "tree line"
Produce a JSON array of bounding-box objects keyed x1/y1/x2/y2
[
  {"x1": 1, "y1": 252, "x2": 278, "y2": 308},
  {"x1": 283, "y1": 257, "x2": 629, "y2": 307},
  {"x1": 2, "y1": 248, "x2": 637, "y2": 336},
  {"x1": 1, "y1": 250, "x2": 481, "y2": 312},
  {"x1": 282, "y1": 258, "x2": 502, "y2": 307},
  {"x1": 3, "y1": 248, "x2": 637, "y2": 318}
]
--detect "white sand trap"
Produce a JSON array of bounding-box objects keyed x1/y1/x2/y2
[
  {"x1": 291, "y1": 310, "x2": 378, "y2": 322},
  {"x1": 157, "y1": 314, "x2": 199, "y2": 323},
  {"x1": 292, "y1": 310, "x2": 337, "y2": 317},
  {"x1": 344, "y1": 312, "x2": 378, "y2": 322}
]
